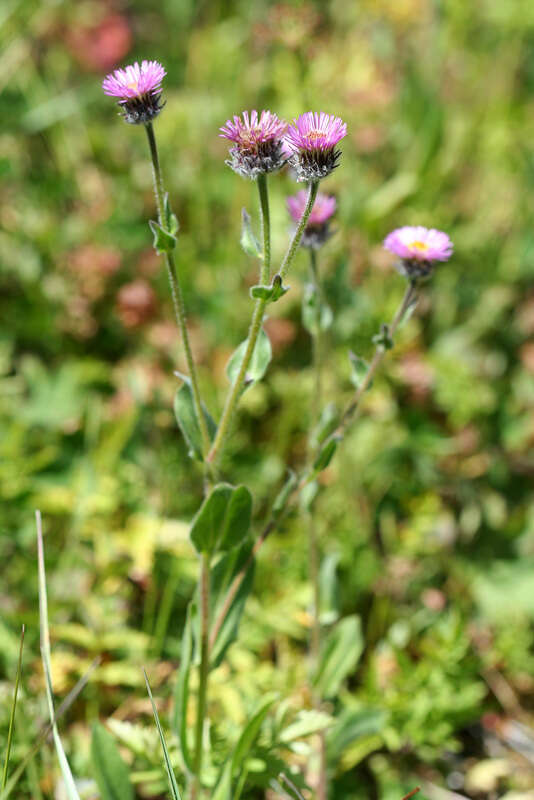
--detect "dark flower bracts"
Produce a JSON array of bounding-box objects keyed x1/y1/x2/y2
[{"x1": 219, "y1": 110, "x2": 288, "y2": 179}]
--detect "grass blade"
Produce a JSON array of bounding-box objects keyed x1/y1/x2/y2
[
  {"x1": 36, "y1": 510, "x2": 81, "y2": 800},
  {"x1": 1, "y1": 625, "x2": 25, "y2": 790},
  {"x1": 0, "y1": 658, "x2": 98, "y2": 800},
  {"x1": 144, "y1": 669, "x2": 182, "y2": 800}
]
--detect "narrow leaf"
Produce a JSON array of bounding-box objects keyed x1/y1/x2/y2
[
  {"x1": 1, "y1": 626, "x2": 24, "y2": 791},
  {"x1": 36, "y1": 510, "x2": 82, "y2": 800},
  {"x1": 174, "y1": 381, "x2": 217, "y2": 461},
  {"x1": 240, "y1": 209, "x2": 261, "y2": 258},
  {"x1": 313, "y1": 615, "x2": 363, "y2": 698},
  {"x1": 231, "y1": 694, "x2": 276, "y2": 773},
  {"x1": 210, "y1": 542, "x2": 256, "y2": 667},
  {"x1": 313, "y1": 437, "x2": 338, "y2": 473},
  {"x1": 349, "y1": 351, "x2": 371, "y2": 391},
  {"x1": 91, "y1": 723, "x2": 134, "y2": 800},
  {"x1": 144, "y1": 671, "x2": 182, "y2": 800}
]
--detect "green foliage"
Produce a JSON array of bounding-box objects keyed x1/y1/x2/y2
[
  {"x1": 189, "y1": 483, "x2": 252, "y2": 555},
  {"x1": 2, "y1": 0, "x2": 534, "y2": 796},
  {"x1": 91, "y1": 723, "x2": 134, "y2": 800},
  {"x1": 174, "y1": 379, "x2": 217, "y2": 460},
  {"x1": 226, "y1": 328, "x2": 272, "y2": 390}
]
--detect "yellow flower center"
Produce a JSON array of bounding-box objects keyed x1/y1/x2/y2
[
  {"x1": 127, "y1": 80, "x2": 139, "y2": 92},
  {"x1": 304, "y1": 130, "x2": 324, "y2": 143},
  {"x1": 410, "y1": 240, "x2": 429, "y2": 252}
]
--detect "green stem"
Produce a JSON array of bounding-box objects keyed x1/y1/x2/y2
[
  {"x1": 207, "y1": 178, "x2": 318, "y2": 468},
  {"x1": 307, "y1": 249, "x2": 327, "y2": 800},
  {"x1": 207, "y1": 282, "x2": 420, "y2": 659},
  {"x1": 257, "y1": 173, "x2": 271, "y2": 285},
  {"x1": 144, "y1": 122, "x2": 211, "y2": 462},
  {"x1": 191, "y1": 553, "x2": 210, "y2": 800},
  {"x1": 279, "y1": 180, "x2": 319, "y2": 281}
]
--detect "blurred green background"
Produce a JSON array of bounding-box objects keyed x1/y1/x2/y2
[{"x1": 2, "y1": 0, "x2": 534, "y2": 797}]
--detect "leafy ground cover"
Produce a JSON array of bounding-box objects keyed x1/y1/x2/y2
[{"x1": 1, "y1": 0, "x2": 534, "y2": 797}]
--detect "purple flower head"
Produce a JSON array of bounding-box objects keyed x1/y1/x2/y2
[
  {"x1": 102, "y1": 60, "x2": 166, "y2": 124},
  {"x1": 284, "y1": 112, "x2": 347, "y2": 181},
  {"x1": 219, "y1": 110, "x2": 288, "y2": 179},
  {"x1": 383, "y1": 225, "x2": 453, "y2": 280},
  {"x1": 287, "y1": 190, "x2": 337, "y2": 250}
]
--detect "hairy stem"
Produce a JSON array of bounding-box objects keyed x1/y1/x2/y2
[
  {"x1": 210, "y1": 281, "x2": 419, "y2": 648},
  {"x1": 145, "y1": 122, "x2": 211, "y2": 462},
  {"x1": 279, "y1": 180, "x2": 319, "y2": 281},
  {"x1": 257, "y1": 173, "x2": 271, "y2": 285},
  {"x1": 191, "y1": 553, "x2": 210, "y2": 800},
  {"x1": 207, "y1": 178, "x2": 318, "y2": 468}
]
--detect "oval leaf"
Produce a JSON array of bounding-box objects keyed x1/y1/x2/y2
[
  {"x1": 190, "y1": 483, "x2": 233, "y2": 554},
  {"x1": 313, "y1": 615, "x2": 363, "y2": 698},
  {"x1": 226, "y1": 328, "x2": 272, "y2": 390},
  {"x1": 219, "y1": 485, "x2": 253, "y2": 551}
]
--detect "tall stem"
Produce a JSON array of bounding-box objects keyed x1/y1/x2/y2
[
  {"x1": 257, "y1": 173, "x2": 271, "y2": 285},
  {"x1": 209, "y1": 281, "x2": 420, "y2": 662},
  {"x1": 145, "y1": 122, "x2": 211, "y2": 461},
  {"x1": 279, "y1": 180, "x2": 319, "y2": 281},
  {"x1": 207, "y1": 178, "x2": 319, "y2": 468},
  {"x1": 191, "y1": 552, "x2": 210, "y2": 800},
  {"x1": 307, "y1": 248, "x2": 327, "y2": 800}
]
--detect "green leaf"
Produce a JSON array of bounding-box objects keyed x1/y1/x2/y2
[
  {"x1": 190, "y1": 484, "x2": 252, "y2": 555},
  {"x1": 91, "y1": 724, "x2": 134, "y2": 800},
  {"x1": 314, "y1": 616, "x2": 363, "y2": 698},
  {"x1": 226, "y1": 328, "x2": 272, "y2": 390},
  {"x1": 319, "y1": 553, "x2": 341, "y2": 625},
  {"x1": 313, "y1": 437, "x2": 338, "y2": 473},
  {"x1": 250, "y1": 274, "x2": 290, "y2": 303},
  {"x1": 173, "y1": 380, "x2": 217, "y2": 461},
  {"x1": 272, "y1": 470, "x2": 297, "y2": 521},
  {"x1": 172, "y1": 606, "x2": 194, "y2": 773},
  {"x1": 1, "y1": 626, "x2": 24, "y2": 793},
  {"x1": 164, "y1": 193, "x2": 179, "y2": 236},
  {"x1": 210, "y1": 542, "x2": 256, "y2": 667},
  {"x1": 219, "y1": 485, "x2": 253, "y2": 551},
  {"x1": 279, "y1": 710, "x2": 333, "y2": 744},
  {"x1": 372, "y1": 323, "x2": 394, "y2": 350},
  {"x1": 36, "y1": 511, "x2": 82, "y2": 800},
  {"x1": 149, "y1": 219, "x2": 177, "y2": 253},
  {"x1": 349, "y1": 351, "x2": 372, "y2": 391},
  {"x1": 300, "y1": 480, "x2": 319, "y2": 513},
  {"x1": 144, "y1": 671, "x2": 182, "y2": 800},
  {"x1": 311, "y1": 403, "x2": 339, "y2": 449},
  {"x1": 240, "y1": 209, "x2": 261, "y2": 258},
  {"x1": 232, "y1": 694, "x2": 277, "y2": 773},
  {"x1": 190, "y1": 483, "x2": 233, "y2": 554},
  {"x1": 327, "y1": 708, "x2": 387, "y2": 762},
  {"x1": 212, "y1": 762, "x2": 232, "y2": 800}
]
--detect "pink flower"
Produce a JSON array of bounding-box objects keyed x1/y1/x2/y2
[
  {"x1": 285, "y1": 112, "x2": 347, "y2": 153},
  {"x1": 287, "y1": 190, "x2": 336, "y2": 225},
  {"x1": 286, "y1": 190, "x2": 337, "y2": 249},
  {"x1": 219, "y1": 110, "x2": 287, "y2": 149},
  {"x1": 383, "y1": 226, "x2": 453, "y2": 263},
  {"x1": 102, "y1": 60, "x2": 166, "y2": 124},
  {"x1": 219, "y1": 110, "x2": 287, "y2": 178},
  {"x1": 283, "y1": 112, "x2": 347, "y2": 181},
  {"x1": 102, "y1": 59, "x2": 165, "y2": 100}
]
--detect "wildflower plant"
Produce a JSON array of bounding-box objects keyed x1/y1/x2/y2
[{"x1": 22, "y1": 58, "x2": 453, "y2": 800}]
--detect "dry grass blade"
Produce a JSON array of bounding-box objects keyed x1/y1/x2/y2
[
  {"x1": 1, "y1": 625, "x2": 25, "y2": 791},
  {"x1": 36, "y1": 510, "x2": 82, "y2": 800}
]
